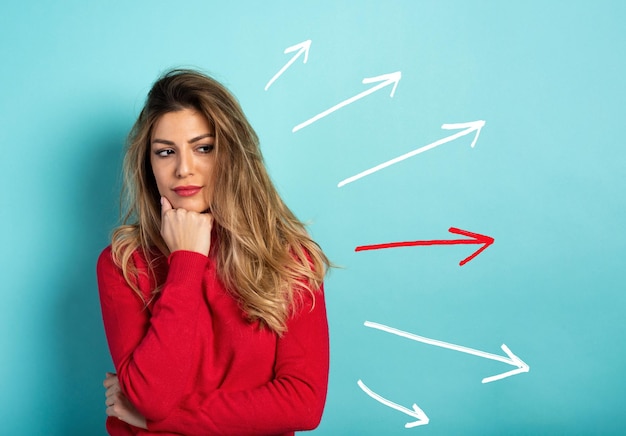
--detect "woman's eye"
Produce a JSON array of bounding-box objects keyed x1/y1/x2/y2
[
  {"x1": 155, "y1": 149, "x2": 174, "y2": 157},
  {"x1": 198, "y1": 145, "x2": 215, "y2": 153}
]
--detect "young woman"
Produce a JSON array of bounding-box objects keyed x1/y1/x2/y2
[{"x1": 97, "y1": 69, "x2": 330, "y2": 435}]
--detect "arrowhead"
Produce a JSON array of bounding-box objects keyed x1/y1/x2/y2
[
  {"x1": 357, "y1": 379, "x2": 429, "y2": 428},
  {"x1": 362, "y1": 71, "x2": 402, "y2": 97},
  {"x1": 405, "y1": 403, "x2": 430, "y2": 428},
  {"x1": 265, "y1": 40, "x2": 312, "y2": 91},
  {"x1": 441, "y1": 120, "x2": 485, "y2": 148},
  {"x1": 284, "y1": 39, "x2": 311, "y2": 63},
  {"x1": 481, "y1": 344, "x2": 530, "y2": 384},
  {"x1": 448, "y1": 227, "x2": 494, "y2": 266}
]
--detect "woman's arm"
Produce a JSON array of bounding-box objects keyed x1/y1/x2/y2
[
  {"x1": 98, "y1": 198, "x2": 214, "y2": 421},
  {"x1": 147, "y1": 285, "x2": 330, "y2": 436},
  {"x1": 97, "y1": 246, "x2": 210, "y2": 421}
]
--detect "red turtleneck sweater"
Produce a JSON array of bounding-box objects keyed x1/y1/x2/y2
[{"x1": 97, "y1": 246, "x2": 329, "y2": 436}]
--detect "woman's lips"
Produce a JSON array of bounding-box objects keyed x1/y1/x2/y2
[{"x1": 173, "y1": 186, "x2": 202, "y2": 197}]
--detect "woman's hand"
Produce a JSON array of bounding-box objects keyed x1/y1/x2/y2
[
  {"x1": 104, "y1": 373, "x2": 148, "y2": 430},
  {"x1": 160, "y1": 196, "x2": 213, "y2": 256}
]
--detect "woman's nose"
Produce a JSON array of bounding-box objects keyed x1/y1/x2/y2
[{"x1": 176, "y1": 151, "x2": 193, "y2": 178}]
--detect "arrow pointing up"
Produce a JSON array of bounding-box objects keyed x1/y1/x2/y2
[
  {"x1": 355, "y1": 227, "x2": 494, "y2": 266},
  {"x1": 292, "y1": 71, "x2": 401, "y2": 132},
  {"x1": 338, "y1": 120, "x2": 485, "y2": 187},
  {"x1": 265, "y1": 40, "x2": 311, "y2": 91}
]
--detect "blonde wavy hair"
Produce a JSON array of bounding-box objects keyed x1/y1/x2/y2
[{"x1": 111, "y1": 69, "x2": 330, "y2": 334}]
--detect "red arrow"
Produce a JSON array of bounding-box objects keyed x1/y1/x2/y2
[{"x1": 355, "y1": 227, "x2": 494, "y2": 266}]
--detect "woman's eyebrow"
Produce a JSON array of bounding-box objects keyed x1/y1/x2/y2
[
  {"x1": 151, "y1": 138, "x2": 175, "y2": 146},
  {"x1": 188, "y1": 133, "x2": 215, "y2": 143},
  {"x1": 151, "y1": 133, "x2": 214, "y2": 146}
]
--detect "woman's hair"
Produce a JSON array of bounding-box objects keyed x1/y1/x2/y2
[{"x1": 111, "y1": 68, "x2": 330, "y2": 334}]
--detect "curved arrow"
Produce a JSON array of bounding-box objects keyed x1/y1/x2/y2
[
  {"x1": 364, "y1": 321, "x2": 530, "y2": 383},
  {"x1": 265, "y1": 40, "x2": 311, "y2": 91},
  {"x1": 338, "y1": 120, "x2": 485, "y2": 187},
  {"x1": 357, "y1": 379, "x2": 429, "y2": 428},
  {"x1": 355, "y1": 227, "x2": 494, "y2": 266},
  {"x1": 292, "y1": 71, "x2": 401, "y2": 132}
]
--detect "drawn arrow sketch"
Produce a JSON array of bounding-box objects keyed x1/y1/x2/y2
[
  {"x1": 338, "y1": 120, "x2": 485, "y2": 187},
  {"x1": 365, "y1": 321, "x2": 530, "y2": 383},
  {"x1": 292, "y1": 71, "x2": 402, "y2": 132},
  {"x1": 264, "y1": 40, "x2": 311, "y2": 91},
  {"x1": 355, "y1": 227, "x2": 494, "y2": 266},
  {"x1": 357, "y1": 379, "x2": 429, "y2": 428}
]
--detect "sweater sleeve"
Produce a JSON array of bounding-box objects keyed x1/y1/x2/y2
[
  {"x1": 97, "y1": 246, "x2": 210, "y2": 422},
  {"x1": 147, "y1": 284, "x2": 330, "y2": 436}
]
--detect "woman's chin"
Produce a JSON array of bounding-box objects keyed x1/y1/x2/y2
[{"x1": 172, "y1": 199, "x2": 210, "y2": 213}]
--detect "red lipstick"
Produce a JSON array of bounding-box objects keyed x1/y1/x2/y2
[{"x1": 173, "y1": 185, "x2": 202, "y2": 197}]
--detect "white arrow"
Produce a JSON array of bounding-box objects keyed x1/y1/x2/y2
[
  {"x1": 365, "y1": 321, "x2": 529, "y2": 384},
  {"x1": 357, "y1": 379, "x2": 429, "y2": 428},
  {"x1": 265, "y1": 40, "x2": 311, "y2": 91},
  {"x1": 292, "y1": 71, "x2": 402, "y2": 132},
  {"x1": 338, "y1": 120, "x2": 485, "y2": 187}
]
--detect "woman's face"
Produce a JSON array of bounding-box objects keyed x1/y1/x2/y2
[{"x1": 150, "y1": 108, "x2": 216, "y2": 213}]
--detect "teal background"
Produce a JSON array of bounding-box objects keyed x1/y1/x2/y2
[{"x1": 1, "y1": 1, "x2": 625, "y2": 434}]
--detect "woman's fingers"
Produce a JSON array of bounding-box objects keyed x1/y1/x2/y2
[
  {"x1": 104, "y1": 373, "x2": 121, "y2": 403},
  {"x1": 105, "y1": 393, "x2": 118, "y2": 406},
  {"x1": 160, "y1": 196, "x2": 173, "y2": 218},
  {"x1": 103, "y1": 385, "x2": 149, "y2": 429},
  {"x1": 103, "y1": 375, "x2": 125, "y2": 414},
  {"x1": 103, "y1": 373, "x2": 118, "y2": 388},
  {"x1": 160, "y1": 197, "x2": 213, "y2": 255}
]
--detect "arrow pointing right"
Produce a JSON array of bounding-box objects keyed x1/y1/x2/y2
[
  {"x1": 293, "y1": 71, "x2": 401, "y2": 132},
  {"x1": 355, "y1": 227, "x2": 494, "y2": 266},
  {"x1": 338, "y1": 120, "x2": 485, "y2": 187},
  {"x1": 365, "y1": 321, "x2": 530, "y2": 384},
  {"x1": 357, "y1": 379, "x2": 429, "y2": 428}
]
